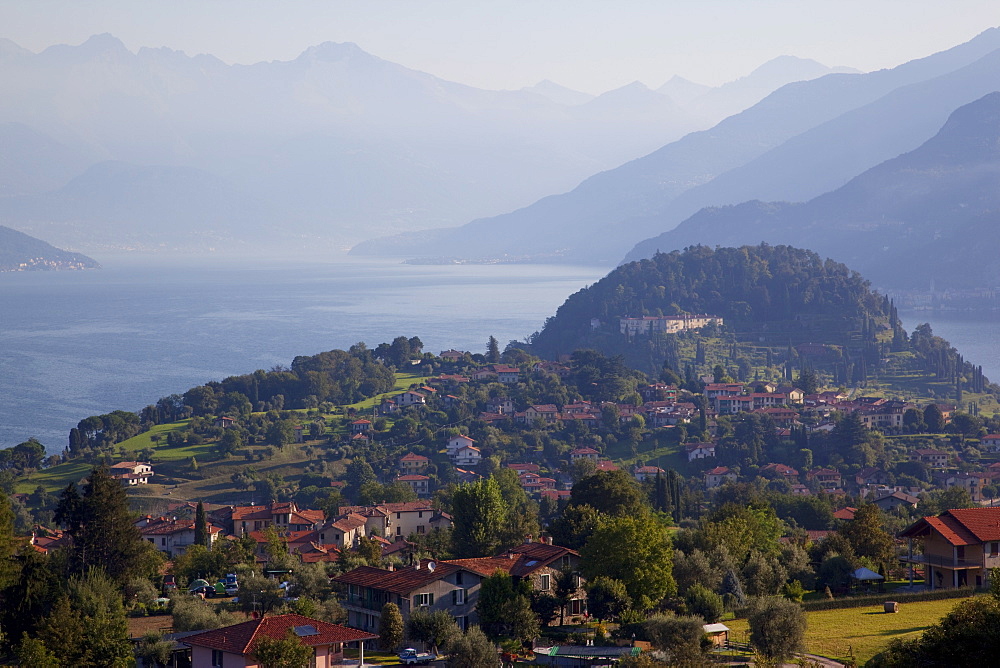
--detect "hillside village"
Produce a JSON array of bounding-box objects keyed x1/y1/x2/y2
[
  {"x1": 2, "y1": 244, "x2": 999, "y2": 666},
  {"x1": 6, "y1": 334, "x2": 1000, "y2": 665}
]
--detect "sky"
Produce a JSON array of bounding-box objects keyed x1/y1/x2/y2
[{"x1": 3, "y1": 1, "x2": 1000, "y2": 94}]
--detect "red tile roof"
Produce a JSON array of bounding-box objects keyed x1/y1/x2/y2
[
  {"x1": 290, "y1": 509, "x2": 324, "y2": 524},
  {"x1": 381, "y1": 500, "x2": 435, "y2": 513},
  {"x1": 443, "y1": 556, "x2": 518, "y2": 577},
  {"x1": 183, "y1": 613, "x2": 376, "y2": 654},
  {"x1": 333, "y1": 561, "x2": 459, "y2": 594},
  {"x1": 900, "y1": 507, "x2": 1000, "y2": 546}
]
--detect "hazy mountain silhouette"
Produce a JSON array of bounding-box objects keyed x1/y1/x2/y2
[
  {"x1": 657, "y1": 76, "x2": 711, "y2": 106},
  {"x1": 626, "y1": 92, "x2": 1000, "y2": 290},
  {"x1": 0, "y1": 161, "x2": 272, "y2": 252},
  {"x1": 353, "y1": 29, "x2": 1000, "y2": 263},
  {"x1": 683, "y1": 55, "x2": 859, "y2": 122},
  {"x1": 521, "y1": 80, "x2": 595, "y2": 106},
  {"x1": 0, "y1": 34, "x2": 720, "y2": 252},
  {"x1": 0, "y1": 224, "x2": 99, "y2": 271},
  {"x1": 0, "y1": 32, "x2": 865, "y2": 254}
]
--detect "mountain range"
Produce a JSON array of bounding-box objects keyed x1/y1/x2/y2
[
  {"x1": 625, "y1": 92, "x2": 1000, "y2": 291},
  {"x1": 354, "y1": 28, "x2": 1000, "y2": 267},
  {"x1": 0, "y1": 34, "x2": 840, "y2": 254}
]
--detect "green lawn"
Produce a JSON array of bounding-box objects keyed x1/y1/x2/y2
[
  {"x1": 16, "y1": 371, "x2": 429, "y2": 495},
  {"x1": 726, "y1": 595, "x2": 966, "y2": 665}
]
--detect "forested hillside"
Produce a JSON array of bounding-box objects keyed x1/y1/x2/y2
[
  {"x1": 524, "y1": 245, "x2": 994, "y2": 404},
  {"x1": 527, "y1": 245, "x2": 886, "y2": 372}
]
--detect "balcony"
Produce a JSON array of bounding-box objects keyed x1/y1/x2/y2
[
  {"x1": 343, "y1": 595, "x2": 386, "y2": 612},
  {"x1": 901, "y1": 553, "x2": 983, "y2": 570}
]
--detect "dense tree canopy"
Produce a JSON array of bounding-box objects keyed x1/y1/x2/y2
[
  {"x1": 529, "y1": 244, "x2": 889, "y2": 366},
  {"x1": 580, "y1": 513, "x2": 676, "y2": 610}
]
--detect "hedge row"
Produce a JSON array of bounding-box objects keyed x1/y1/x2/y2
[{"x1": 800, "y1": 586, "x2": 981, "y2": 612}]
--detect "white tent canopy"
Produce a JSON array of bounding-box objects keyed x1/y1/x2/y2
[{"x1": 852, "y1": 567, "x2": 884, "y2": 581}]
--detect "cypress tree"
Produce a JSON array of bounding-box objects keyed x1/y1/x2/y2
[{"x1": 194, "y1": 502, "x2": 208, "y2": 548}]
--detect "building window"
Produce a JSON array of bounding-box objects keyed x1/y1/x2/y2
[
  {"x1": 417, "y1": 525, "x2": 425, "y2": 534},
  {"x1": 212, "y1": 649, "x2": 224, "y2": 667},
  {"x1": 540, "y1": 574, "x2": 550, "y2": 591},
  {"x1": 414, "y1": 593, "x2": 434, "y2": 607},
  {"x1": 455, "y1": 572, "x2": 463, "y2": 585},
  {"x1": 991, "y1": 542, "x2": 1000, "y2": 556},
  {"x1": 418, "y1": 511, "x2": 423, "y2": 518},
  {"x1": 396, "y1": 526, "x2": 402, "y2": 536},
  {"x1": 452, "y1": 588, "x2": 466, "y2": 605},
  {"x1": 457, "y1": 616, "x2": 468, "y2": 631}
]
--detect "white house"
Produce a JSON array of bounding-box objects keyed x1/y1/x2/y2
[
  {"x1": 446, "y1": 434, "x2": 476, "y2": 454},
  {"x1": 685, "y1": 442, "x2": 716, "y2": 462},
  {"x1": 452, "y1": 445, "x2": 482, "y2": 467},
  {"x1": 137, "y1": 516, "x2": 221, "y2": 556},
  {"x1": 109, "y1": 461, "x2": 154, "y2": 485},
  {"x1": 397, "y1": 390, "x2": 428, "y2": 407}
]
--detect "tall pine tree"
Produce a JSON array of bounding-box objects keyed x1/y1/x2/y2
[{"x1": 54, "y1": 465, "x2": 158, "y2": 583}]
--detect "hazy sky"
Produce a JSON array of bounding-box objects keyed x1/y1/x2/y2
[{"x1": 4, "y1": 1, "x2": 1000, "y2": 93}]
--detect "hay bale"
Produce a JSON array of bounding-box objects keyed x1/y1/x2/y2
[{"x1": 884, "y1": 601, "x2": 899, "y2": 613}]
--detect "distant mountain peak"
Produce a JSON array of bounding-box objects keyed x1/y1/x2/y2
[
  {"x1": 298, "y1": 41, "x2": 377, "y2": 64},
  {"x1": 38, "y1": 33, "x2": 132, "y2": 62},
  {"x1": 732, "y1": 54, "x2": 836, "y2": 83},
  {"x1": 520, "y1": 80, "x2": 594, "y2": 106},
  {"x1": 78, "y1": 33, "x2": 130, "y2": 55},
  {"x1": 610, "y1": 80, "x2": 654, "y2": 93}
]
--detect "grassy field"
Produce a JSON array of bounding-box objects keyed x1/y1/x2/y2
[
  {"x1": 15, "y1": 372, "x2": 430, "y2": 496},
  {"x1": 726, "y1": 595, "x2": 967, "y2": 665}
]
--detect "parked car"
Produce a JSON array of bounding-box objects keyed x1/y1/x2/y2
[{"x1": 398, "y1": 648, "x2": 437, "y2": 665}]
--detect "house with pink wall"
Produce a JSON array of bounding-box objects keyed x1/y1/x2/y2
[{"x1": 183, "y1": 613, "x2": 377, "y2": 667}]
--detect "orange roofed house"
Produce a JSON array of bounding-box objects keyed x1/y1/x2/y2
[
  {"x1": 182, "y1": 613, "x2": 376, "y2": 668},
  {"x1": 333, "y1": 541, "x2": 585, "y2": 633},
  {"x1": 900, "y1": 507, "x2": 1000, "y2": 589}
]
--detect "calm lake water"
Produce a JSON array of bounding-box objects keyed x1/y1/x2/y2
[
  {"x1": 0, "y1": 256, "x2": 610, "y2": 453},
  {"x1": 2, "y1": 256, "x2": 997, "y2": 454}
]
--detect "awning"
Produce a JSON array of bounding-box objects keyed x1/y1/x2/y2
[{"x1": 852, "y1": 567, "x2": 884, "y2": 581}]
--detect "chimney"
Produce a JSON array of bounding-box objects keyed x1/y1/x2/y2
[
  {"x1": 387, "y1": 563, "x2": 394, "y2": 572},
  {"x1": 524, "y1": 535, "x2": 533, "y2": 544}
]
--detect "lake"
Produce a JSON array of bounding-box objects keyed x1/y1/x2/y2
[
  {"x1": 2, "y1": 257, "x2": 997, "y2": 454},
  {"x1": 0, "y1": 256, "x2": 610, "y2": 453}
]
